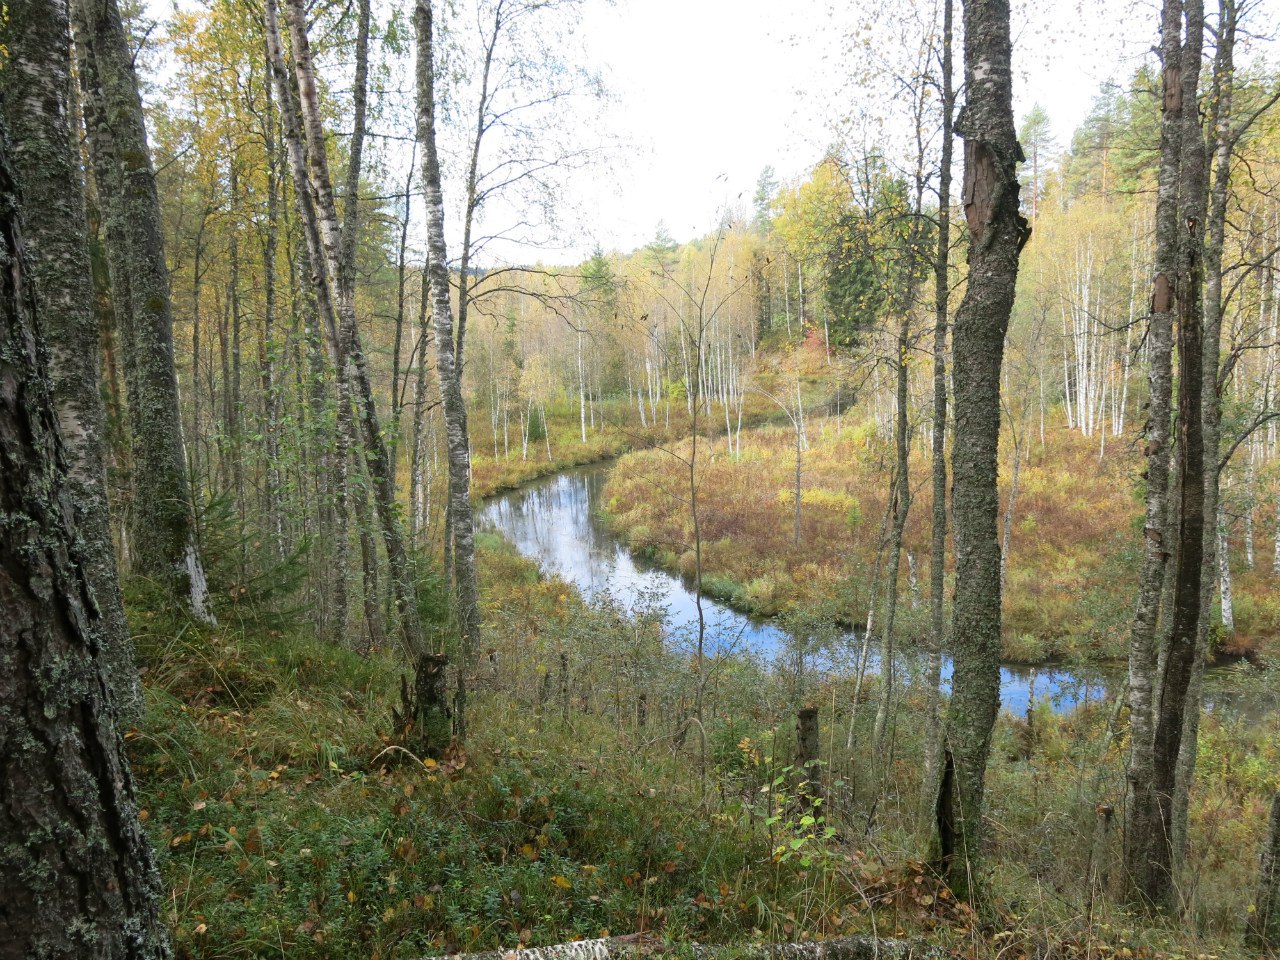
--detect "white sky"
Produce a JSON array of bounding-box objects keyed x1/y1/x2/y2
[
  {"x1": 557, "y1": 0, "x2": 1279, "y2": 259},
  {"x1": 564, "y1": 0, "x2": 1142, "y2": 255},
  {"x1": 148, "y1": 0, "x2": 1280, "y2": 265}
]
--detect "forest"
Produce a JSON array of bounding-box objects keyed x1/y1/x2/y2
[{"x1": 2, "y1": 0, "x2": 1280, "y2": 957}]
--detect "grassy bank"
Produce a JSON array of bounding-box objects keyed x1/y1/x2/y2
[
  {"x1": 469, "y1": 350, "x2": 844, "y2": 500},
  {"x1": 602, "y1": 416, "x2": 1280, "y2": 664}
]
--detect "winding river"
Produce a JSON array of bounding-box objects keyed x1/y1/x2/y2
[{"x1": 478, "y1": 463, "x2": 1275, "y2": 718}]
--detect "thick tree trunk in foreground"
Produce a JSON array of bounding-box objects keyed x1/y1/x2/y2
[
  {"x1": 0, "y1": 132, "x2": 170, "y2": 960},
  {"x1": 935, "y1": 0, "x2": 1029, "y2": 901},
  {"x1": 1123, "y1": 0, "x2": 1186, "y2": 907},
  {"x1": 1, "y1": 0, "x2": 137, "y2": 711},
  {"x1": 71, "y1": 0, "x2": 213, "y2": 623},
  {"x1": 417, "y1": 0, "x2": 483, "y2": 744}
]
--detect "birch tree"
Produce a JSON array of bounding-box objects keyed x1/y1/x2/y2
[
  {"x1": 266, "y1": 0, "x2": 428, "y2": 661},
  {"x1": 1121, "y1": 0, "x2": 1188, "y2": 907},
  {"x1": 1, "y1": 0, "x2": 137, "y2": 709},
  {"x1": 417, "y1": 0, "x2": 483, "y2": 744},
  {"x1": 0, "y1": 124, "x2": 171, "y2": 959},
  {"x1": 1124, "y1": 0, "x2": 1216, "y2": 912}
]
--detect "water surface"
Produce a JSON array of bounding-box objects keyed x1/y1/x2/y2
[{"x1": 478, "y1": 464, "x2": 1273, "y2": 719}]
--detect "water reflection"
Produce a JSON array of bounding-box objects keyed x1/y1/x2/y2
[{"x1": 478, "y1": 465, "x2": 1273, "y2": 719}]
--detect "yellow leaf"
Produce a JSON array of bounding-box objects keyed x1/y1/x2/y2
[
  {"x1": 347, "y1": 890, "x2": 356, "y2": 903},
  {"x1": 423, "y1": 758, "x2": 438, "y2": 770},
  {"x1": 551, "y1": 875, "x2": 572, "y2": 890}
]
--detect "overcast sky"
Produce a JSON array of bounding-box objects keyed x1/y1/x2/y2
[
  {"x1": 554, "y1": 0, "x2": 1279, "y2": 260},
  {"x1": 151, "y1": 0, "x2": 1280, "y2": 265},
  {"x1": 561, "y1": 0, "x2": 1145, "y2": 256}
]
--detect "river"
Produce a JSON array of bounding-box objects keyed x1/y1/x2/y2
[{"x1": 478, "y1": 463, "x2": 1275, "y2": 719}]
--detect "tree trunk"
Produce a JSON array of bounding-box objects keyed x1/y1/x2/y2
[
  {"x1": 271, "y1": 0, "x2": 426, "y2": 658},
  {"x1": 1122, "y1": 0, "x2": 1187, "y2": 907},
  {"x1": 1173, "y1": 0, "x2": 1237, "y2": 872},
  {"x1": 417, "y1": 0, "x2": 482, "y2": 744},
  {"x1": 1145, "y1": 0, "x2": 1209, "y2": 914},
  {"x1": 934, "y1": 0, "x2": 1029, "y2": 900},
  {"x1": 409, "y1": 273, "x2": 432, "y2": 543},
  {"x1": 875, "y1": 319, "x2": 913, "y2": 762},
  {"x1": 389, "y1": 150, "x2": 417, "y2": 486},
  {"x1": 262, "y1": 0, "x2": 348, "y2": 643},
  {"x1": 1247, "y1": 793, "x2": 1280, "y2": 953},
  {"x1": 921, "y1": 0, "x2": 954, "y2": 837},
  {"x1": 260, "y1": 70, "x2": 285, "y2": 555},
  {"x1": 1217, "y1": 509, "x2": 1234, "y2": 632},
  {"x1": 796, "y1": 705, "x2": 821, "y2": 811},
  {"x1": 71, "y1": 0, "x2": 214, "y2": 622},
  {"x1": 1, "y1": 0, "x2": 138, "y2": 711},
  {"x1": 0, "y1": 128, "x2": 170, "y2": 958}
]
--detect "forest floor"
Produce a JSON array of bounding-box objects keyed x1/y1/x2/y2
[
  {"x1": 125, "y1": 536, "x2": 1277, "y2": 959},
  {"x1": 602, "y1": 413, "x2": 1280, "y2": 666}
]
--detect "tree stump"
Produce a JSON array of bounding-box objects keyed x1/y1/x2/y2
[{"x1": 796, "y1": 706, "x2": 822, "y2": 810}]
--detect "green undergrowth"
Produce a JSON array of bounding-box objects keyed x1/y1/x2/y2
[
  {"x1": 123, "y1": 552, "x2": 890, "y2": 959},
  {"x1": 123, "y1": 540, "x2": 1277, "y2": 960}
]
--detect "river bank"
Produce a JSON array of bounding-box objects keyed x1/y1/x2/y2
[
  {"x1": 599, "y1": 416, "x2": 1280, "y2": 665},
  {"x1": 476, "y1": 462, "x2": 1277, "y2": 719}
]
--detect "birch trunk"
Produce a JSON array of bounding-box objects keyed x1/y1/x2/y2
[
  {"x1": 260, "y1": 82, "x2": 285, "y2": 555},
  {"x1": 1173, "y1": 0, "x2": 1242, "y2": 873},
  {"x1": 279, "y1": 0, "x2": 426, "y2": 656},
  {"x1": 0, "y1": 130, "x2": 171, "y2": 958},
  {"x1": 1122, "y1": 0, "x2": 1184, "y2": 906},
  {"x1": 417, "y1": 0, "x2": 483, "y2": 743},
  {"x1": 2, "y1": 0, "x2": 138, "y2": 710},
  {"x1": 262, "y1": 0, "x2": 350, "y2": 642},
  {"x1": 1134, "y1": 0, "x2": 1208, "y2": 912}
]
